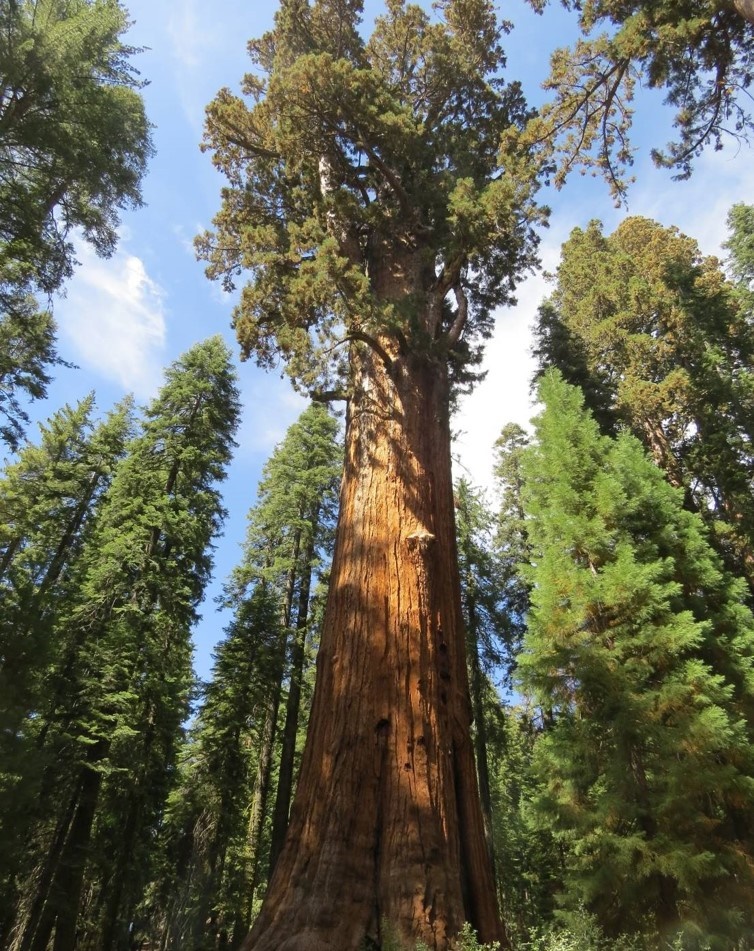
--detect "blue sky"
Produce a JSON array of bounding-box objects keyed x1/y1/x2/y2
[{"x1": 19, "y1": 0, "x2": 754, "y2": 681}]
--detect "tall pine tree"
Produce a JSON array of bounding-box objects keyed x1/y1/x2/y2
[
  {"x1": 140, "y1": 402, "x2": 341, "y2": 950},
  {"x1": 8, "y1": 337, "x2": 240, "y2": 951},
  {"x1": 0, "y1": 394, "x2": 135, "y2": 937},
  {"x1": 533, "y1": 215, "x2": 754, "y2": 593}
]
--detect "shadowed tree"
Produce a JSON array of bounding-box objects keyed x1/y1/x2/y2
[
  {"x1": 0, "y1": 394, "x2": 134, "y2": 940},
  {"x1": 199, "y1": 0, "x2": 542, "y2": 946},
  {"x1": 9, "y1": 337, "x2": 240, "y2": 951}
]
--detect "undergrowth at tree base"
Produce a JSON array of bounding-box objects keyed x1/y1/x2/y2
[{"x1": 373, "y1": 913, "x2": 753, "y2": 951}]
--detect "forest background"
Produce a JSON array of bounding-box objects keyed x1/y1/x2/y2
[
  {"x1": 3, "y1": 0, "x2": 754, "y2": 947},
  {"x1": 16, "y1": 0, "x2": 754, "y2": 685}
]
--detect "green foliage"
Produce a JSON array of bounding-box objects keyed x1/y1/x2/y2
[
  {"x1": 0, "y1": 392, "x2": 134, "y2": 932},
  {"x1": 456, "y1": 478, "x2": 511, "y2": 675},
  {"x1": 199, "y1": 0, "x2": 542, "y2": 398},
  {"x1": 0, "y1": 301, "x2": 70, "y2": 451},
  {"x1": 725, "y1": 203, "x2": 754, "y2": 303},
  {"x1": 0, "y1": 0, "x2": 152, "y2": 452},
  {"x1": 139, "y1": 402, "x2": 341, "y2": 949},
  {"x1": 519, "y1": 371, "x2": 754, "y2": 943},
  {"x1": 520, "y1": 908, "x2": 645, "y2": 951},
  {"x1": 514, "y1": 0, "x2": 754, "y2": 197},
  {"x1": 492, "y1": 423, "x2": 532, "y2": 672},
  {"x1": 3, "y1": 337, "x2": 240, "y2": 950},
  {"x1": 533, "y1": 214, "x2": 754, "y2": 591},
  {"x1": 0, "y1": 0, "x2": 153, "y2": 297},
  {"x1": 484, "y1": 703, "x2": 561, "y2": 945}
]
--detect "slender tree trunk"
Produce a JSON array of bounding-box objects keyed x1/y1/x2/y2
[
  {"x1": 245, "y1": 346, "x2": 504, "y2": 950},
  {"x1": 24, "y1": 741, "x2": 106, "y2": 951},
  {"x1": 99, "y1": 786, "x2": 142, "y2": 950},
  {"x1": 268, "y1": 528, "x2": 316, "y2": 872},
  {"x1": 246, "y1": 687, "x2": 281, "y2": 912},
  {"x1": 8, "y1": 786, "x2": 79, "y2": 951},
  {"x1": 468, "y1": 613, "x2": 496, "y2": 881},
  {"x1": 0, "y1": 536, "x2": 21, "y2": 582}
]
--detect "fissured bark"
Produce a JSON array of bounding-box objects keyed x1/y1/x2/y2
[{"x1": 244, "y1": 341, "x2": 504, "y2": 950}]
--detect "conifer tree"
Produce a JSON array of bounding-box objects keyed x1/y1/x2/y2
[
  {"x1": 725, "y1": 203, "x2": 754, "y2": 301},
  {"x1": 138, "y1": 402, "x2": 340, "y2": 950},
  {"x1": 0, "y1": 0, "x2": 152, "y2": 298},
  {"x1": 533, "y1": 215, "x2": 754, "y2": 592},
  {"x1": 519, "y1": 371, "x2": 754, "y2": 943},
  {"x1": 142, "y1": 585, "x2": 283, "y2": 951},
  {"x1": 515, "y1": 0, "x2": 754, "y2": 197},
  {"x1": 0, "y1": 302, "x2": 68, "y2": 452},
  {"x1": 9, "y1": 337, "x2": 240, "y2": 951},
  {"x1": 492, "y1": 423, "x2": 532, "y2": 667},
  {"x1": 0, "y1": 0, "x2": 153, "y2": 430},
  {"x1": 0, "y1": 393, "x2": 135, "y2": 937},
  {"x1": 200, "y1": 1, "x2": 541, "y2": 944},
  {"x1": 454, "y1": 478, "x2": 508, "y2": 877}
]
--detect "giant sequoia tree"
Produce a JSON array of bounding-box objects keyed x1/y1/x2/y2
[{"x1": 199, "y1": 0, "x2": 541, "y2": 947}]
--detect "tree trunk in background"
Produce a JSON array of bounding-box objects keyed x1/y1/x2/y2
[
  {"x1": 469, "y1": 636, "x2": 497, "y2": 880},
  {"x1": 268, "y1": 529, "x2": 316, "y2": 873},
  {"x1": 9, "y1": 787, "x2": 79, "y2": 951},
  {"x1": 246, "y1": 688, "x2": 280, "y2": 913},
  {"x1": 245, "y1": 345, "x2": 504, "y2": 950},
  {"x1": 25, "y1": 741, "x2": 106, "y2": 951}
]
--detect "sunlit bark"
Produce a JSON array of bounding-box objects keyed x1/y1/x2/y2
[{"x1": 245, "y1": 334, "x2": 504, "y2": 949}]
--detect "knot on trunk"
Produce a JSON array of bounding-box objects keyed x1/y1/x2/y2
[{"x1": 405, "y1": 529, "x2": 436, "y2": 551}]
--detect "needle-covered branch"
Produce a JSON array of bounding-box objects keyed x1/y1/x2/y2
[{"x1": 514, "y1": 0, "x2": 754, "y2": 200}]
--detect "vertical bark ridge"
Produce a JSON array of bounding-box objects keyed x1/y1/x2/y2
[{"x1": 244, "y1": 342, "x2": 503, "y2": 950}]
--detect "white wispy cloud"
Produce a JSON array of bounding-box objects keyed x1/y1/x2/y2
[
  {"x1": 166, "y1": 0, "x2": 207, "y2": 70},
  {"x1": 453, "y1": 230, "x2": 566, "y2": 491},
  {"x1": 235, "y1": 376, "x2": 309, "y2": 459},
  {"x1": 55, "y1": 243, "x2": 167, "y2": 398}
]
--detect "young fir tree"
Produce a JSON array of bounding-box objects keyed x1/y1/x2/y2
[
  {"x1": 199, "y1": 1, "x2": 542, "y2": 945},
  {"x1": 533, "y1": 215, "x2": 754, "y2": 594},
  {"x1": 519, "y1": 371, "x2": 754, "y2": 944},
  {"x1": 9, "y1": 337, "x2": 240, "y2": 951},
  {"x1": 144, "y1": 402, "x2": 341, "y2": 950}
]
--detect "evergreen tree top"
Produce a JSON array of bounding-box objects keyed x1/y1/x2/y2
[{"x1": 198, "y1": 0, "x2": 544, "y2": 396}]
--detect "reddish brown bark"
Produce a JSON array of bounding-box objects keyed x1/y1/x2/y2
[{"x1": 244, "y1": 340, "x2": 504, "y2": 950}]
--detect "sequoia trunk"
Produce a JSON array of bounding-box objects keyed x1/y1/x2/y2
[{"x1": 244, "y1": 344, "x2": 504, "y2": 950}]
